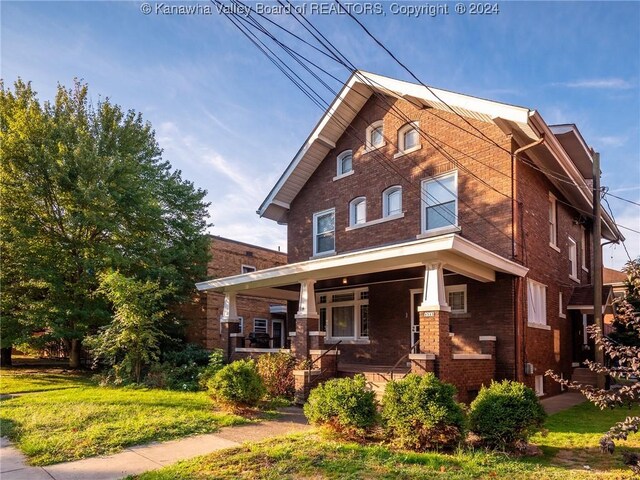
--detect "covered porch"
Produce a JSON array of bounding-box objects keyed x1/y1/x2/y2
[{"x1": 196, "y1": 233, "x2": 529, "y2": 402}]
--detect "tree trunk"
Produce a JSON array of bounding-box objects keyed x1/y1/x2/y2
[
  {"x1": 0, "y1": 347, "x2": 12, "y2": 367},
  {"x1": 69, "y1": 338, "x2": 82, "y2": 369}
]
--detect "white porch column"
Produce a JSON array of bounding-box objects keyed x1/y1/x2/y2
[
  {"x1": 296, "y1": 279, "x2": 319, "y2": 319},
  {"x1": 220, "y1": 292, "x2": 240, "y2": 322},
  {"x1": 419, "y1": 262, "x2": 451, "y2": 312}
]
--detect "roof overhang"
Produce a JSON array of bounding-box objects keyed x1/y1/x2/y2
[
  {"x1": 567, "y1": 286, "x2": 615, "y2": 314},
  {"x1": 195, "y1": 234, "x2": 529, "y2": 296}
]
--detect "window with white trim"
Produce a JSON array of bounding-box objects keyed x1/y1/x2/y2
[
  {"x1": 336, "y1": 150, "x2": 353, "y2": 177},
  {"x1": 349, "y1": 197, "x2": 366, "y2": 226},
  {"x1": 382, "y1": 186, "x2": 402, "y2": 217},
  {"x1": 396, "y1": 122, "x2": 421, "y2": 156},
  {"x1": 241, "y1": 265, "x2": 256, "y2": 274},
  {"x1": 445, "y1": 284, "x2": 467, "y2": 314},
  {"x1": 527, "y1": 279, "x2": 547, "y2": 326},
  {"x1": 313, "y1": 208, "x2": 335, "y2": 256},
  {"x1": 568, "y1": 237, "x2": 578, "y2": 281},
  {"x1": 549, "y1": 195, "x2": 558, "y2": 248},
  {"x1": 317, "y1": 288, "x2": 369, "y2": 341},
  {"x1": 421, "y1": 171, "x2": 458, "y2": 233},
  {"x1": 366, "y1": 120, "x2": 385, "y2": 150},
  {"x1": 581, "y1": 227, "x2": 588, "y2": 271},
  {"x1": 253, "y1": 318, "x2": 268, "y2": 333},
  {"x1": 535, "y1": 375, "x2": 545, "y2": 396},
  {"x1": 559, "y1": 291, "x2": 565, "y2": 318}
]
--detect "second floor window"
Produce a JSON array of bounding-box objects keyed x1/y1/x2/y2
[
  {"x1": 581, "y1": 227, "x2": 588, "y2": 271},
  {"x1": 383, "y1": 186, "x2": 402, "y2": 217},
  {"x1": 527, "y1": 279, "x2": 547, "y2": 326},
  {"x1": 549, "y1": 195, "x2": 558, "y2": 248},
  {"x1": 569, "y1": 237, "x2": 578, "y2": 281},
  {"x1": 336, "y1": 150, "x2": 353, "y2": 177},
  {"x1": 313, "y1": 208, "x2": 335, "y2": 255},
  {"x1": 421, "y1": 172, "x2": 458, "y2": 233},
  {"x1": 349, "y1": 197, "x2": 367, "y2": 226}
]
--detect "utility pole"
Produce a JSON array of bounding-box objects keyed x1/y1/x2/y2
[{"x1": 593, "y1": 151, "x2": 605, "y2": 389}]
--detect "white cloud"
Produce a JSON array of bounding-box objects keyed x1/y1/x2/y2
[
  {"x1": 556, "y1": 78, "x2": 633, "y2": 90},
  {"x1": 603, "y1": 204, "x2": 640, "y2": 270},
  {"x1": 593, "y1": 135, "x2": 628, "y2": 148}
]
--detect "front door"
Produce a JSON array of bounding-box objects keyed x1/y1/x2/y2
[
  {"x1": 272, "y1": 319, "x2": 283, "y2": 348},
  {"x1": 410, "y1": 289, "x2": 422, "y2": 350}
]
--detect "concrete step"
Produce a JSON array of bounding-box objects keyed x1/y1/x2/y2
[{"x1": 571, "y1": 367, "x2": 598, "y2": 385}]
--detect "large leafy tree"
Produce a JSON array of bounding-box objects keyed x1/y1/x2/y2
[{"x1": 0, "y1": 79, "x2": 210, "y2": 367}]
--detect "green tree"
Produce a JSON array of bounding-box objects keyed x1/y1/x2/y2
[
  {"x1": 87, "y1": 271, "x2": 168, "y2": 383},
  {"x1": 0, "y1": 79, "x2": 210, "y2": 367}
]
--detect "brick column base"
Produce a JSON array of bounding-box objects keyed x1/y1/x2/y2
[
  {"x1": 220, "y1": 321, "x2": 240, "y2": 360},
  {"x1": 418, "y1": 309, "x2": 452, "y2": 381}
]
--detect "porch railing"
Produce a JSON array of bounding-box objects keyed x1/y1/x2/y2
[
  {"x1": 383, "y1": 338, "x2": 420, "y2": 382},
  {"x1": 306, "y1": 340, "x2": 341, "y2": 388}
]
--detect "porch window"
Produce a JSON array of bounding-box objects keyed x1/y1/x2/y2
[
  {"x1": 568, "y1": 237, "x2": 579, "y2": 282},
  {"x1": 445, "y1": 284, "x2": 467, "y2": 314},
  {"x1": 527, "y1": 279, "x2": 547, "y2": 326},
  {"x1": 421, "y1": 171, "x2": 458, "y2": 233},
  {"x1": 549, "y1": 194, "x2": 558, "y2": 249},
  {"x1": 313, "y1": 208, "x2": 335, "y2": 256},
  {"x1": 349, "y1": 197, "x2": 366, "y2": 226},
  {"x1": 317, "y1": 287, "x2": 369, "y2": 341},
  {"x1": 382, "y1": 186, "x2": 402, "y2": 217},
  {"x1": 253, "y1": 318, "x2": 268, "y2": 333},
  {"x1": 336, "y1": 150, "x2": 353, "y2": 177}
]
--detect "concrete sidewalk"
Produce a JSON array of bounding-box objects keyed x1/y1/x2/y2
[
  {"x1": 0, "y1": 407, "x2": 310, "y2": 480},
  {"x1": 540, "y1": 391, "x2": 587, "y2": 414}
]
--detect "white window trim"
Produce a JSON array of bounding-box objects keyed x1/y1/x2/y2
[
  {"x1": 549, "y1": 194, "x2": 559, "y2": 251},
  {"x1": 382, "y1": 185, "x2": 403, "y2": 218},
  {"x1": 336, "y1": 150, "x2": 353, "y2": 178},
  {"x1": 559, "y1": 291, "x2": 566, "y2": 319},
  {"x1": 312, "y1": 208, "x2": 336, "y2": 257},
  {"x1": 241, "y1": 264, "x2": 256, "y2": 274},
  {"x1": 345, "y1": 212, "x2": 404, "y2": 232},
  {"x1": 333, "y1": 170, "x2": 354, "y2": 182},
  {"x1": 394, "y1": 121, "x2": 422, "y2": 158},
  {"x1": 253, "y1": 318, "x2": 268, "y2": 334},
  {"x1": 568, "y1": 236, "x2": 580, "y2": 283},
  {"x1": 527, "y1": 278, "x2": 548, "y2": 328},
  {"x1": 445, "y1": 284, "x2": 467, "y2": 314},
  {"x1": 535, "y1": 375, "x2": 545, "y2": 397},
  {"x1": 581, "y1": 227, "x2": 589, "y2": 272},
  {"x1": 318, "y1": 287, "x2": 369, "y2": 343},
  {"x1": 364, "y1": 120, "x2": 385, "y2": 152},
  {"x1": 421, "y1": 171, "x2": 458, "y2": 234},
  {"x1": 349, "y1": 197, "x2": 367, "y2": 227}
]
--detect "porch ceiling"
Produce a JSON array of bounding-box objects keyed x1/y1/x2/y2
[{"x1": 195, "y1": 234, "x2": 529, "y2": 297}]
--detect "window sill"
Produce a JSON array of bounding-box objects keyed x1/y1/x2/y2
[
  {"x1": 363, "y1": 143, "x2": 386, "y2": 154},
  {"x1": 559, "y1": 313, "x2": 566, "y2": 319},
  {"x1": 549, "y1": 243, "x2": 561, "y2": 253},
  {"x1": 582, "y1": 266, "x2": 589, "y2": 273},
  {"x1": 417, "y1": 225, "x2": 461, "y2": 239},
  {"x1": 333, "y1": 170, "x2": 354, "y2": 182},
  {"x1": 310, "y1": 250, "x2": 336, "y2": 260},
  {"x1": 528, "y1": 322, "x2": 551, "y2": 331},
  {"x1": 325, "y1": 338, "x2": 370, "y2": 345},
  {"x1": 345, "y1": 212, "x2": 405, "y2": 231},
  {"x1": 569, "y1": 275, "x2": 581, "y2": 284},
  {"x1": 393, "y1": 144, "x2": 422, "y2": 159}
]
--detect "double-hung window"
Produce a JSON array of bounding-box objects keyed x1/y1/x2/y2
[
  {"x1": 527, "y1": 279, "x2": 547, "y2": 327},
  {"x1": 253, "y1": 318, "x2": 268, "y2": 333},
  {"x1": 382, "y1": 186, "x2": 402, "y2": 217},
  {"x1": 581, "y1": 227, "x2": 588, "y2": 271},
  {"x1": 421, "y1": 171, "x2": 458, "y2": 233},
  {"x1": 318, "y1": 288, "x2": 369, "y2": 341},
  {"x1": 313, "y1": 208, "x2": 335, "y2": 256},
  {"x1": 549, "y1": 194, "x2": 558, "y2": 249},
  {"x1": 445, "y1": 285, "x2": 467, "y2": 314},
  {"x1": 568, "y1": 237, "x2": 579, "y2": 282},
  {"x1": 349, "y1": 197, "x2": 366, "y2": 226}
]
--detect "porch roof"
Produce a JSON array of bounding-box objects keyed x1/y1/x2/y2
[{"x1": 195, "y1": 234, "x2": 529, "y2": 299}]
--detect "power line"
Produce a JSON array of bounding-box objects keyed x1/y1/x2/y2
[
  {"x1": 603, "y1": 196, "x2": 632, "y2": 261},
  {"x1": 604, "y1": 191, "x2": 640, "y2": 208}
]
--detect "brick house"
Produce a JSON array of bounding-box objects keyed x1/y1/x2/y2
[
  {"x1": 184, "y1": 236, "x2": 287, "y2": 357},
  {"x1": 196, "y1": 71, "x2": 623, "y2": 402}
]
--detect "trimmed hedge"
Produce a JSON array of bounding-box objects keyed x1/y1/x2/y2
[
  {"x1": 256, "y1": 352, "x2": 296, "y2": 399},
  {"x1": 207, "y1": 359, "x2": 265, "y2": 408},
  {"x1": 381, "y1": 373, "x2": 465, "y2": 451},
  {"x1": 468, "y1": 380, "x2": 547, "y2": 448}
]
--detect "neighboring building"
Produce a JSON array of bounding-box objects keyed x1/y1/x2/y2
[
  {"x1": 184, "y1": 236, "x2": 288, "y2": 355},
  {"x1": 603, "y1": 267, "x2": 628, "y2": 335},
  {"x1": 196, "y1": 71, "x2": 623, "y2": 402}
]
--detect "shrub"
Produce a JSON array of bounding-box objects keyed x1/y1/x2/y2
[
  {"x1": 381, "y1": 373, "x2": 465, "y2": 451},
  {"x1": 207, "y1": 359, "x2": 265, "y2": 408},
  {"x1": 468, "y1": 380, "x2": 547, "y2": 448},
  {"x1": 162, "y1": 343, "x2": 211, "y2": 367},
  {"x1": 144, "y1": 345, "x2": 221, "y2": 391},
  {"x1": 256, "y1": 352, "x2": 296, "y2": 399},
  {"x1": 303, "y1": 374, "x2": 377, "y2": 438},
  {"x1": 198, "y1": 349, "x2": 226, "y2": 389}
]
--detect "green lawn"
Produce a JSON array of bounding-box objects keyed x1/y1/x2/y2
[
  {"x1": 0, "y1": 368, "x2": 94, "y2": 394},
  {"x1": 0, "y1": 371, "x2": 247, "y2": 465},
  {"x1": 133, "y1": 403, "x2": 640, "y2": 480}
]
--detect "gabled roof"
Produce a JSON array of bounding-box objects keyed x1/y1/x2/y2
[{"x1": 257, "y1": 70, "x2": 621, "y2": 242}]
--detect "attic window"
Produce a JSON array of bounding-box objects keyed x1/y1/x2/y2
[
  {"x1": 395, "y1": 122, "x2": 421, "y2": 158},
  {"x1": 336, "y1": 150, "x2": 353, "y2": 179},
  {"x1": 365, "y1": 121, "x2": 385, "y2": 151}
]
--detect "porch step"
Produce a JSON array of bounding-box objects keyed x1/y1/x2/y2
[
  {"x1": 338, "y1": 364, "x2": 410, "y2": 383},
  {"x1": 571, "y1": 367, "x2": 598, "y2": 386}
]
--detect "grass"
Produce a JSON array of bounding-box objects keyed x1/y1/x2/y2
[
  {"x1": 132, "y1": 402, "x2": 640, "y2": 480},
  {"x1": 0, "y1": 370, "x2": 247, "y2": 465},
  {"x1": 0, "y1": 368, "x2": 94, "y2": 394}
]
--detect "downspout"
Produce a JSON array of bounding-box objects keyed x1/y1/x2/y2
[{"x1": 511, "y1": 135, "x2": 545, "y2": 382}]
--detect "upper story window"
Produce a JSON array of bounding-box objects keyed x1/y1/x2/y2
[
  {"x1": 568, "y1": 237, "x2": 579, "y2": 282},
  {"x1": 395, "y1": 122, "x2": 421, "y2": 158},
  {"x1": 527, "y1": 278, "x2": 547, "y2": 327},
  {"x1": 382, "y1": 186, "x2": 402, "y2": 217},
  {"x1": 241, "y1": 265, "x2": 256, "y2": 274},
  {"x1": 366, "y1": 120, "x2": 385, "y2": 151},
  {"x1": 559, "y1": 291, "x2": 566, "y2": 319},
  {"x1": 445, "y1": 284, "x2": 467, "y2": 314},
  {"x1": 421, "y1": 171, "x2": 458, "y2": 233},
  {"x1": 349, "y1": 197, "x2": 366, "y2": 226},
  {"x1": 581, "y1": 227, "x2": 588, "y2": 271},
  {"x1": 313, "y1": 208, "x2": 335, "y2": 256},
  {"x1": 549, "y1": 194, "x2": 558, "y2": 250},
  {"x1": 336, "y1": 150, "x2": 353, "y2": 178}
]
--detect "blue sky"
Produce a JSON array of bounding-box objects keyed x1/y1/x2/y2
[{"x1": 2, "y1": 0, "x2": 639, "y2": 269}]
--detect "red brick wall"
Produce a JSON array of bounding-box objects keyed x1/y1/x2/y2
[{"x1": 287, "y1": 96, "x2": 513, "y2": 263}]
